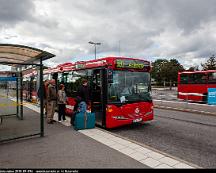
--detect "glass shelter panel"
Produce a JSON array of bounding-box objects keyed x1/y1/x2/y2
[{"x1": 0, "y1": 65, "x2": 42, "y2": 142}]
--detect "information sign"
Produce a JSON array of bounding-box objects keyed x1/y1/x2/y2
[{"x1": 208, "y1": 88, "x2": 216, "y2": 105}]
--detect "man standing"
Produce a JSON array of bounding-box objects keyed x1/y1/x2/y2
[
  {"x1": 71, "y1": 79, "x2": 90, "y2": 125},
  {"x1": 77, "y1": 79, "x2": 90, "y2": 105},
  {"x1": 38, "y1": 79, "x2": 49, "y2": 116},
  {"x1": 47, "y1": 79, "x2": 57, "y2": 124}
]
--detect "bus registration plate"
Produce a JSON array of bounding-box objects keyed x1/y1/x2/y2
[{"x1": 133, "y1": 118, "x2": 142, "y2": 123}]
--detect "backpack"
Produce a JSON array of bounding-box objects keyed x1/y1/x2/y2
[{"x1": 78, "y1": 101, "x2": 87, "y2": 113}]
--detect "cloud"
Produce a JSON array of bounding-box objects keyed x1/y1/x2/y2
[
  {"x1": 0, "y1": 0, "x2": 35, "y2": 27},
  {"x1": 0, "y1": 0, "x2": 216, "y2": 69}
]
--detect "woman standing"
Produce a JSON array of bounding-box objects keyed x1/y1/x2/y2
[{"x1": 57, "y1": 84, "x2": 67, "y2": 122}]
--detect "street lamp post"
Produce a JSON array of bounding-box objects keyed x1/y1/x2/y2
[{"x1": 88, "y1": 41, "x2": 101, "y2": 60}]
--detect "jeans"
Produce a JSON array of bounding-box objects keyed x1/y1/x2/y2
[{"x1": 58, "y1": 104, "x2": 66, "y2": 121}]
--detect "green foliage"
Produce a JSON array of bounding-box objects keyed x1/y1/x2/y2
[
  {"x1": 201, "y1": 55, "x2": 216, "y2": 70},
  {"x1": 151, "y1": 55, "x2": 216, "y2": 86},
  {"x1": 151, "y1": 59, "x2": 168, "y2": 84},
  {"x1": 151, "y1": 58, "x2": 185, "y2": 85},
  {"x1": 187, "y1": 66, "x2": 199, "y2": 71}
]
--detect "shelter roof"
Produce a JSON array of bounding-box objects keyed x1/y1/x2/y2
[{"x1": 0, "y1": 44, "x2": 55, "y2": 65}]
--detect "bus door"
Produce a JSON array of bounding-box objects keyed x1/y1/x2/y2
[{"x1": 91, "y1": 69, "x2": 107, "y2": 127}]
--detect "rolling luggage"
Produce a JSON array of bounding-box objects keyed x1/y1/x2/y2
[{"x1": 74, "y1": 112, "x2": 95, "y2": 130}]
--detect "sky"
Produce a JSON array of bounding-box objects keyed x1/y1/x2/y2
[{"x1": 1, "y1": 0, "x2": 216, "y2": 70}]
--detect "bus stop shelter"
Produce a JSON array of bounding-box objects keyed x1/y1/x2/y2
[{"x1": 0, "y1": 44, "x2": 55, "y2": 143}]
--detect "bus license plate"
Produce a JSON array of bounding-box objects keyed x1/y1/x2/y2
[{"x1": 133, "y1": 118, "x2": 142, "y2": 123}]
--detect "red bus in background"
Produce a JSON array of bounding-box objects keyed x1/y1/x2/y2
[
  {"x1": 48, "y1": 57, "x2": 154, "y2": 129},
  {"x1": 178, "y1": 70, "x2": 216, "y2": 103},
  {"x1": 22, "y1": 69, "x2": 38, "y2": 103}
]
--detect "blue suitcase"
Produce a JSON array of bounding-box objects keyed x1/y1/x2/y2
[{"x1": 74, "y1": 112, "x2": 95, "y2": 130}]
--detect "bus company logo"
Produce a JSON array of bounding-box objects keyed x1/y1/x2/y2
[
  {"x1": 60, "y1": 67, "x2": 63, "y2": 71},
  {"x1": 135, "y1": 108, "x2": 140, "y2": 114}
]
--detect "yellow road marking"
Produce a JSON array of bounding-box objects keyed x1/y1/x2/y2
[{"x1": 0, "y1": 103, "x2": 28, "y2": 107}]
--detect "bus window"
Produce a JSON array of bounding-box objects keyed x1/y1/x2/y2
[
  {"x1": 62, "y1": 73, "x2": 69, "y2": 83},
  {"x1": 107, "y1": 69, "x2": 113, "y2": 83},
  {"x1": 69, "y1": 70, "x2": 87, "y2": 97},
  {"x1": 57, "y1": 73, "x2": 63, "y2": 83},
  {"x1": 208, "y1": 72, "x2": 216, "y2": 84},
  {"x1": 44, "y1": 74, "x2": 49, "y2": 81},
  {"x1": 67, "y1": 72, "x2": 73, "y2": 83},
  {"x1": 91, "y1": 70, "x2": 102, "y2": 102},
  {"x1": 188, "y1": 73, "x2": 207, "y2": 84},
  {"x1": 31, "y1": 76, "x2": 37, "y2": 92},
  {"x1": 108, "y1": 71, "x2": 151, "y2": 103},
  {"x1": 180, "y1": 74, "x2": 188, "y2": 84}
]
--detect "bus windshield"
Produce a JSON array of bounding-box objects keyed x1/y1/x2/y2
[{"x1": 108, "y1": 71, "x2": 151, "y2": 103}]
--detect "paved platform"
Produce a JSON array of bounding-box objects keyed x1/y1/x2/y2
[
  {"x1": 0, "y1": 96, "x2": 147, "y2": 169},
  {"x1": 0, "y1": 114, "x2": 147, "y2": 169},
  {"x1": 0, "y1": 96, "x2": 198, "y2": 169}
]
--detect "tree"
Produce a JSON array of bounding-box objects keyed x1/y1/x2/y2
[
  {"x1": 201, "y1": 55, "x2": 216, "y2": 70},
  {"x1": 187, "y1": 66, "x2": 199, "y2": 71},
  {"x1": 151, "y1": 59, "x2": 169, "y2": 85},
  {"x1": 165, "y1": 59, "x2": 185, "y2": 89},
  {"x1": 151, "y1": 58, "x2": 185, "y2": 88}
]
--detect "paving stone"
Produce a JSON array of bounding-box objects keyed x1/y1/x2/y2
[
  {"x1": 146, "y1": 151, "x2": 165, "y2": 160},
  {"x1": 110, "y1": 143, "x2": 127, "y2": 151},
  {"x1": 159, "y1": 157, "x2": 180, "y2": 166},
  {"x1": 140, "y1": 158, "x2": 161, "y2": 168},
  {"x1": 155, "y1": 164, "x2": 172, "y2": 169},
  {"x1": 173, "y1": 163, "x2": 194, "y2": 169},
  {"x1": 119, "y1": 148, "x2": 137, "y2": 155},
  {"x1": 135, "y1": 147, "x2": 152, "y2": 154},
  {"x1": 129, "y1": 152, "x2": 148, "y2": 161},
  {"x1": 128, "y1": 143, "x2": 142, "y2": 149}
]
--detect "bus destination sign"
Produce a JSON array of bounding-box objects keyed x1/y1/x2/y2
[{"x1": 115, "y1": 59, "x2": 149, "y2": 70}]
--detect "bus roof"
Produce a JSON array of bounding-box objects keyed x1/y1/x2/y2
[
  {"x1": 179, "y1": 70, "x2": 216, "y2": 74},
  {"x1": 53, "y1": 56, "x2": 150, "y2": 72},
  {"x1": 23, "y1": 57, "x2": 151, "y2": 76}
]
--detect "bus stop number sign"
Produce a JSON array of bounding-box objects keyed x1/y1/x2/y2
[
  {"x1": 0, "y1": 77, "x2": 17, "y2": 81},
  {"x1": 208, "y1": 88, "x2": 216, "y2": 105}
]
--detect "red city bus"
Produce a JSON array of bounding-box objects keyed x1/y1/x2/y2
[
  {"x1": 178, "y1": 70, "x2": 216, "y2": 103},
  {"x1": 48, "y1": 57, "x2": 154, "y2": 129}
]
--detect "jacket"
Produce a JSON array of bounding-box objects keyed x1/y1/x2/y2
[
  {"x1": 57, "y1": 90, "x2": 67, "y2": 104},
  {"x1": 47, "y1": 84, "x2": 57, "y2": 101},
  {"x1": 77, "y1": 85, "x2": 90, "y2": 103}
]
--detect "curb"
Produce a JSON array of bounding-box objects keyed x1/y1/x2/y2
[
  {"x1": 154, "y1": 105, "x2": 216, "y2": 117},
  {"x1": 96, "y1": 127, "x2": 201, "y2": 169}
]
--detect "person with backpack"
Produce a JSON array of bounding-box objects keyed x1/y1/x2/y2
[
  {"x1": 77, "y1": 79, "x2": 90, "y2": 105},
  {"x1": 70, "y1": 79, "x2": 90, "y2": 125}
]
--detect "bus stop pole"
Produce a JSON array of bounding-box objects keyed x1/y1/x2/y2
[
  {"x1": 40, "y1": 58, "x2": 44, "y2": 137},
  {"x1": 20, "y1": 72, "x2": 23, "y2": 120},
  {"x1": 16, "y1": 71, "x2": 19, "y2": 118}
]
